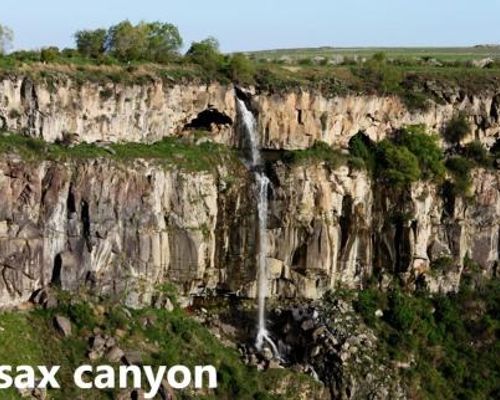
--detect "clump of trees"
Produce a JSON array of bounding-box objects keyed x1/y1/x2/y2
[
  {"x1": 348, "y1": 125, "x2": 446, "y2": 188},
  {"x1": 72, "y1": 21, "x2": 256, "y2": 82},
  {"x1": 185, "y1": 36, "x2": 255, "y2": 82},
  {"x1": 75, "y1": 20, "x2": 183, "y2": 63}
]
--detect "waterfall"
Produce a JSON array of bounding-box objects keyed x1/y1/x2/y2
[{"x1": 236, "y1": 97, "x2": 278, "y2": 355}]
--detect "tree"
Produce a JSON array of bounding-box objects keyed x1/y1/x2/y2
[
  {"x1": 186, "y1": 37, "x2": 224, "y2": 74},
  {"x1": 398, "y1": 125, "x2": 445, "y2": 180},
  {"x1": 106, "y1": 20, "x2": 182, "y2": 63},
  {"x1": 107, "y1": 20, "x2": 148, "y2": 61},
  {"x1": 377, "y1": 139, "x2": 421, "y2": 186},
  {"x1": 74, "y1": 28, "x2": 107, "y2": 58},
  {"x1": 0, "y1": 24, "x2": 14, "y2": 54},
  {"x1": 145, "y1": 21, "x2": 182, "y2": 63},
  {"x1": 227, "y1": 53, "x2": 255, "y2": 82}
]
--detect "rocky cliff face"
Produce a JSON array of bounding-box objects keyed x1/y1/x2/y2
[
  {"x1": 0, "y1": 154, "x2": 497, "y2": 308},
  {"x1": 0, "y1": 76, "x2": 499, "y2": 149}
]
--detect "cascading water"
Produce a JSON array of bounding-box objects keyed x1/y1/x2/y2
[{"x1": 236, "y1": 97, "x2": 279, "y2": 355}]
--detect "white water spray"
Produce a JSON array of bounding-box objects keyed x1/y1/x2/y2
[{"x1": 237, "y1": 97, "x2": 279, "y2": 355}]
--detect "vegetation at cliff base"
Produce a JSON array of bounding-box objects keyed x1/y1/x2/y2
[{"x1": 0, "y1": 292, "x2": 320, "y2": 399}]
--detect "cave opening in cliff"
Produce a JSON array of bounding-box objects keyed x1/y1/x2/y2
[
  {"x1": 51, "y1": 254, "x2": 62, "y2": 286},
  {"x1": 292, "y1": 243, "x2": 308, "y2": 274},
  {"x1": 81, "y1": 200, "x2": 91, "y2": 251},
  {"x1": 66, "y1": 185, "x2": 76, "y2": 216},
  {"x1": 184, "y1": 108, "x2": 233, "y2": 131},
  {"x1": 393, "y1": 213, "x2": 412, "y2": 273},
  {"x1": 296, "y1": 108, "x2": 303, "y2": 125},
  {"x1": 441, "y1": 180, "x2": 456, "y2": 217},
  {"x1": 340, "y1": 195, "x2": 353, "y2": 253}
]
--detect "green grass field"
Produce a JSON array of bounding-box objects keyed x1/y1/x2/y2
[{"x1": 248, "y1": 45, "x2": 500, "y2": 62}]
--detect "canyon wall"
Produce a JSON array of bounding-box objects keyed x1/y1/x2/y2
[
  {"x1": 0, "y1": 74, "x2": 498, "y2": 308},
  {"x1": 0, "y1": 76, "x2": 499, "y2": 149},
  {"x1": 0, "y1": 155, "x2": 497, "y2": 308}
]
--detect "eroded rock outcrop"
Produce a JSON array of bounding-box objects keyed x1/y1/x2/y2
[
  {"x1": 1, "y1": 76, "x2": 499, "y2": 149},
  {"x1": 0, "y1": 156, "x2": 497, "y2": 308}
]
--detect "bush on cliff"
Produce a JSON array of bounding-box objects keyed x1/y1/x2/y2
[
  {"x1": 445, "y1": 156, "x2": 474, "y2": 196},
  {"x1": 444, "y1": 113, "x2": 471, "y2": 144},
  {"x1": 462, "y1": 140, "x2": 491, "y2": 167},
  {"x1": 376, "y1": 140, "x2": 421, "y2": 187},
  {"x1": 397, "y1": 125, "x2": 446, "y2": 180},
  {"x1": 348, "y1": 132, "x2": 377, "y2": 172}
]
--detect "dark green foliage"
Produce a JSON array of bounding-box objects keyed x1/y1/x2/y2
[
  {"x1": 354, "y1": 288, "x2": 387, "y2": 326},
  {"x1": 462, "y1": 140, "x2": 491, "y2": 167},
  {"x1": 444, "y1": 113, "x2": 471, "y2": 144},
  {"x1": 144, "y1": 21, "x2": 183, "y2": 63},
  {"x1": 348, "y1": 132, "x2": 376, "y2": 172},
  {"x1": 376, "y1": 139, "x2": 421, "y2": 186},
  {"x1": 40, "y1": 46, "x2": 60, "y2": 63},
  {"x1": 76, "y1": 20, "x2": 182, "y2": 63},
  {"x1": 445, "y1": 156, "x2": 474, "y2": 195},
  {"x1": 227, "y1": 53, "x2": 256, "y2": 83},
  {"x1": 431, "y1": 256, "x2": 455, "y2": 272},
  {"x1": 298, "y1": 58, "x2": 313, "y2": 66},
  {"x1": 353, "y1": 281, "x2": 500, "y2": 399},
  {"x1": 348, "y1": 126, "x2": 446, "y2": 188},
  {"x1": 397, "y1": 125, "x2": 445, "y2": 179},
  {"x1": 371, "y1": 52, "x2": 387, "y2": 63},
  {"x1": 185, "y1": 37, "x2": 225, "y2": 76},
  {"x1": 401, "y1": 90, "x2": 431, "y2": 112},
  {"x1": 74, "y1": 28, "x2": 107, "y2": 58}
]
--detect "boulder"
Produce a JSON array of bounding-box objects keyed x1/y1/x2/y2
[{"x1": 53, "y1": 315, "x2": 72, "y2": 337}]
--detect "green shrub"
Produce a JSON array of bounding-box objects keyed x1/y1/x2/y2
[
  {"x1": 348, "y1": 132, "x2": 376, "y2": 172},
  {"x1": 377, "y1": 139, "x2": 421, "y2": 187},
  {"x1": 41, "y1": 46, "x2": 60, "y2": 63},
  {"x1": 227, "y1": 53, "x2": 256, "y2": 83},
  {"x1": 355, "y1": 289, "x2": 387, "y2": 326},
  {"x1": 444, "y1": 114, "x2": 470, "y2": 144},
  {"x1": 402, "y1": 90, "x2": 431, "y2": 112},
  {"x1": 462, "y1": 140, "x2": 491, "y2": 167},
  {"x1": 356, "y1": 55, "x2": 403, "y2": 94},
  {"x1": 9, "y1": 49, "x2": 40, "y2": 62},
  {"x1": 431, "y1": 256, "x2": 455, "y2": 272},
  {"x1": 298, "y1": 57, "x2": 313, "y2": 66},
  {"x1": 445, "y1": 156, "x2": 474, "y2": 196},
  {"x1": 398, "y1": 125, "x2": 445, "y2": 180}
]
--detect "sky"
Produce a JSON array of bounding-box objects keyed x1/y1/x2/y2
[{"x1": 1, "y1": 0, "x2": 499, "y2": 53}]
